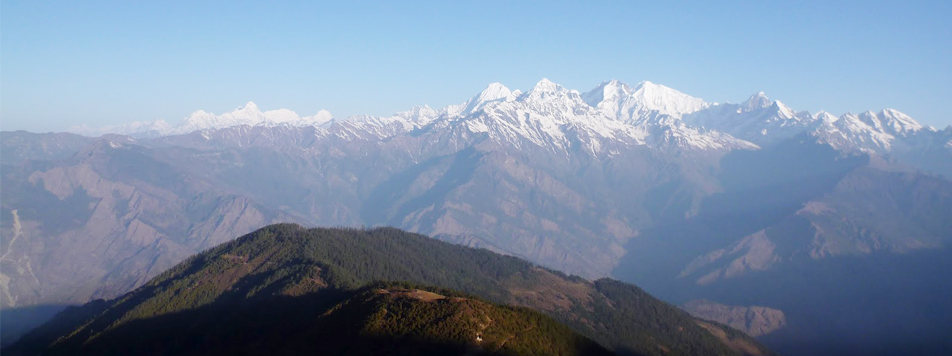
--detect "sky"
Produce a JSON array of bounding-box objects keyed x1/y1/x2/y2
[{"x1": 2, "y1": 0, "x2": 951, "y2": 132}]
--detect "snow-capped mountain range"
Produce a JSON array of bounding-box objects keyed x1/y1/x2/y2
[
  {"x1": 8, "y1": 79, "x2": 952, "y2": 356},
  {"x1": 70, "y1": 102, "x2": 334, "y2": 138},
  {"x1": 69, "y1": 79, "x2": 950, "y2": 156}
]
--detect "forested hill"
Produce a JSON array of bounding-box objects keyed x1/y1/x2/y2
[{"x1": 8, "y1": 225, "x2": 773, "y2": 356}]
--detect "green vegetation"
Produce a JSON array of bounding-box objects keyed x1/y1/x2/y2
[{"x1": 8, "y1": 224, "x2": 772, "y2": 356}]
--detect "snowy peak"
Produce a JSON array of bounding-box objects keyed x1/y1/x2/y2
[
  {"x1": 866, "y1": 109, "x2": 925, "y2": 135},
  {"x1": 480, "y1": 82, "x2": 513, "y2": 101},
  {"x1": 521, "y1": 78, "x2": 578, "y2": 103},
  {"x1": 178, "y1": 101, "x2": 268, "y2": 133},
  {"x1": 826, "y1": 109, "x2": 926, "y2": 140},
  {"x1": 458, "y1": 82, "x2": 515, "y2": 116},
  {"x1": 682, "y1": 91, "x2": 816, "y2": 146},
  {"x1": 72, "y1": 103, "x2": 335, "y2": 138},
  {"x1": 885, "y1": 109, "x2": 926, "y2": 132},
  {"x1": 743, "y1": 92, "x2": 773, "y2": 111},
  {"x1": 236, "y1": 101, "x2": 260, "y2": 113},
  {"x1": 781, "y1": 108, "x2": 930, "y2": 154},
  {"x1": 180, "y1": 103, "x2": 335, "y2": 132},
  {"x1": 531, "y1": 78, "x2": 560, "y2": 93},
  {"x1": 814, "y1": 112, "x2": 895, "y2": 153},
  {"x1": 814, "y1": 111, "x2": 839, "y2": 124},
  {"x1": 582, "y1": 79, "x2": 706, "y2": 125},
  {"x1": 397, "y1": 105, "x2": 438, "y2": 120},
  {"x1": 304, "y1": 109, "x2": 335, "y2": 126},
  {"x1": 581, "y1": 80, "x2": 631, "y2": 108},
  {"x1": 67, "y1": 120, "x2": 173, "y2": 139},
  {"x1": 444, "y1": 79, "x2": 751, "y2": 153},
  {"x1": 628, "y1": 81, "x2": 707, "y2": 118}
]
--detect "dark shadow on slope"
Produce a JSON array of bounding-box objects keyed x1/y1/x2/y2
[
  {"x1": 4, "y1": 290, "x2": 348, "y2": 356},
  {"x1": 721, "y1": 248, "x2": 952, "y2": 356},
  {"x1": 102, "y1": 145, "x2": 187, "y2": 192},
  {"x1": 392, "y1": 148, "x2": 482, "y2": 228},
  {"x1": 360, "y1": 153, "x2": 449, "y2": 224},
  {"x1": 10, "y1": 225, "x2": 772, "y2": 356},
  {"x1": 361, "y1": 147, "x2": 483, "y2": 227},
  {"x1": 1, "y1": 168, "x2": 98, "y2": 235},
  {"x1": 5, "y1": 287, "x2": 614, "y2": 356},
  {"x1": 218, "y1": 148, "x2": 315, "y2": 213},
  {"x1": 612, "y1": 135, "x2": 952, "y2": 356},
  {"x1": 615, "y1": 136, "x2": 868, "y2": 299},
  {"x1": 0, "y1": 305, "x2": 71, "y2": 347},
  {"x1": 3, "y1": 299, "x2": 110, "y2": 355}
]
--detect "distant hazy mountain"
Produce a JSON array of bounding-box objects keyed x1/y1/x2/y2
[
  {"x1": 6, "y1": 225, "x2": 769, "y2": 356},
  {"x1": 68, "y1": 102, "x2": 334, "y2": 138},
  {"x1": 2, "y1": 79, "x2": 950, "y2": 355}
]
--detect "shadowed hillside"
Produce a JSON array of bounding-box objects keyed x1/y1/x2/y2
[
  {"x1": 8, "y1": 284, "x2": 614, "y2": 356},
  {"x1": 6, "y1": 225, "x2": 772, "y2": 356}
]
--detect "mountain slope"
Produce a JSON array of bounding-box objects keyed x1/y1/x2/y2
[
  {"x1": 8, "y1": 225, "x2": 772, "y2": 356},
  {"x1": 0, "y1": 137, "x2": 301, "y2": 310}
]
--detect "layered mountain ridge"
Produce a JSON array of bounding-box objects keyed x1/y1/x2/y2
[{"x1": 3, "y1": 78, "x2": 951, "y2": 356}]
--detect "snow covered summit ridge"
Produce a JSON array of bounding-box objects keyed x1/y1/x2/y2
[
  {"x1": 174, "y1": 101, "x2": 333, "y2": 134},
  {"x1": 69, "y1": 102, "x2": 334, "y2": 138},
  {"x1": 66, "y1": 79, "x2": 936, "y2": 155},
  {"x1": 581, "y1": 80, "x2": 708, "y2": 124}
]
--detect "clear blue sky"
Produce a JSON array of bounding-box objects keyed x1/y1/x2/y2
[{"x1": 2, "y1": 0, "x2": 950, "y2": 132}]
